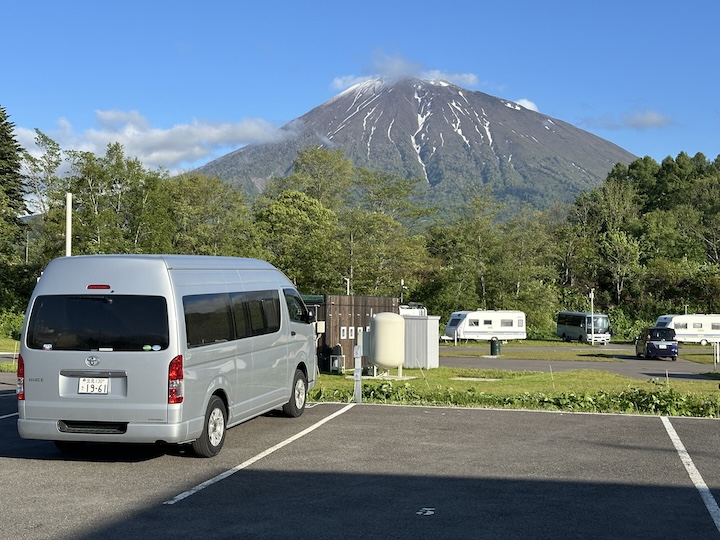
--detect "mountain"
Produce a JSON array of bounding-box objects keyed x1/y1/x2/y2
[{"x1": 195, "y1": 77, "x2": 637, "y2": 211}]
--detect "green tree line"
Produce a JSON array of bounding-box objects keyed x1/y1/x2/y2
[{"x1": 2, "y1": 105, "x2": 720, "y2": 340}]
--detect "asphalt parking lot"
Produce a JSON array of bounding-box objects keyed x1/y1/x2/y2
[{"x1": 2, "y1": 361, "x2": 720, "y2": 540}]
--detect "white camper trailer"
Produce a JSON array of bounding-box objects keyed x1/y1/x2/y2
[
  {"x1": 444, "y1": 310, "x2": 526, "y2": 341},
  {"x1": 654, "y1": 314, "x2": 720, "y2": 344}
]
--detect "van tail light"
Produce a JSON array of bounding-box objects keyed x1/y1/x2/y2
[
  {"x1": 168, "y1": 355, "x2": 184, "y2": 404},
  {"x1": 17, "y1": 354, "x2": 25, "y2": 400}
]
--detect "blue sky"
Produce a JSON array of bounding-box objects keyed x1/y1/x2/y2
[{"x1": 5, "y1": 1, "x2": 719, "y2": 174}]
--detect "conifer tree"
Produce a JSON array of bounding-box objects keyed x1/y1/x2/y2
[{"x1": 0, "y1": 106, "x2": 27, "y2": 254}]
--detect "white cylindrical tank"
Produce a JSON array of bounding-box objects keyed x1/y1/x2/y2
[{"x1": 370, "y1": 312, "x2": 405, "y2": 369}]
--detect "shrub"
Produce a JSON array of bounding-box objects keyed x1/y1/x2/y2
[{"x1": 0, "y1": 310, "x2": 23, "y2": 340}]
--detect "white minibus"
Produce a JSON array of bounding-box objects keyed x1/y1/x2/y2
[
  {"x1": 556, "y1": 311, "x2": 611, "y2": 344},
  {"x1": 17, "y1": 255, "x2": 316, "y2": 457}
]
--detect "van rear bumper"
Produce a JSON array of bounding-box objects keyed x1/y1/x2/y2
[{"x1": 17, "y1": 418, "x2": 202, "y2": 445}]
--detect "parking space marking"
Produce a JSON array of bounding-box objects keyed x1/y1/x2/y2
[
  {"x1": 662, "y1": 416, "x2": 720, "y2": 533},
  {"x1": 163, "y1": 403, "x2": 356, "y2": 505},
  {"x1": 0, "y1": 412, "x2": 18, "y2": 420}
]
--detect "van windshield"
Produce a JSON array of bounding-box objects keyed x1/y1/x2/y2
[
  {"x1": 589, "y1": 315, "x2": 610, "y2": 333},
  {"x1": 648, "y1": 327, "x2": 676, "y2": 341},
  {"x1": 27, "y1": 295, "x2": 169, "y2": 351}
]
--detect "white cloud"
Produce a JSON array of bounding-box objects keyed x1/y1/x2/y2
[
  {"x1": 332, "y1": 50, "x2": 480, "y2": 91},
  {"x1": 516, "y1": 99, "x2": 538, "y2": 112},
  {"x1": 331, "y1": 75, "x2": 372, "y2": 90},
  {"x1": 421, "y1": 70, "x2": 478, "y2": 87},
  {"x1": 17, "y1": 111, "x2": 284, "y2": 173},
  {"x1": 579, "y1": 109, "x2": 672, "y2": 131},
  {"x1": 621, "y1": 110, "x2": 672, "y2": 130}
]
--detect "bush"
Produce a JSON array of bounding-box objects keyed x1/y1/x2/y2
[
  {"x1": 0, "y1": 310, "x2": 24, "y2": 340},
  {"x1": 608, "y1": 306, "x2": 651, "y2": 341}
]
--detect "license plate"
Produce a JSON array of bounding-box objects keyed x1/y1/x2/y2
[
  {"x1": 659, "y1": 344, "x2": 667, "y2": 349},
  {"x1": 78, "y1": 377, "x2": 108, "y2": 394}
]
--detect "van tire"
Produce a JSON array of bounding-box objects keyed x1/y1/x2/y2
[
  {"x1": 283, "y1": 369, "x2": 307, "y2": 418},
  {"x1": 192, "y1": 396, "x2": 226, "y2": 458}
]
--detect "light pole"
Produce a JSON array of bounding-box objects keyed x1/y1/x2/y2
[
  {"x1": 65, "y1": 192, "x2": 72, "y2": 257},
  {"x1": 590, "y1": 288, "x2": 595, "y2": 346},
  {"x1": 400, "y1": 278, "x2": 408, "y2": 303},
  {"x1": 343, "y1": 277, "x2": 350, "y2": 296}
]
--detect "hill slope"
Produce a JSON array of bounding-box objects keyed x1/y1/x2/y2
[{"x1": 196, "y1": 78, "x2": 637, "y2": 210}]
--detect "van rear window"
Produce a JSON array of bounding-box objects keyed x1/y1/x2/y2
[{"x1": 27, "y1": 295, "x2": 169, "y2": 351}]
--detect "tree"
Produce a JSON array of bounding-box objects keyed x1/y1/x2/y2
[
  {"x1": 337, "y1": 208, "x2": 430, "y2": 297},
  {"x1": 0, "y1": 106, "x2": 26, "y2": 255},
  {"x1": 265, "y1": 147, "x2": 354, "y2": 211},
  {"x1": 353, "y1": 168, "x2": 434, "y2": 224},
  {"x1": 162, "y1": 172, "x2": 260, "y2": 257},
  {"x1": 599, "y1": 230, "x2": 641, "y2": 305},
  {"x1": 421, "y1": 194, "x2": 503, "y2": 314},
  {"x1": 253, "y1": 190, "x2": 343, "y2": 292},
  {"x1": 21, "y1": 129, "x2": 63, "y2": 216}
]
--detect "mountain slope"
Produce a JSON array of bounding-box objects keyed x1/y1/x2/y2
[{"x1": 196, "y1": 78, "x2": 637, "y2": 210}]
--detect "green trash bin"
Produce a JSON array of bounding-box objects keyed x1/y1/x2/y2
[{"x1": 490, "y1": 337, "x2": 500, "y2": 356}]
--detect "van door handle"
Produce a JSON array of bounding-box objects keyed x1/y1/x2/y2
[{"x1": 291, "y1": 331, "x2": 296, "y2": 336}]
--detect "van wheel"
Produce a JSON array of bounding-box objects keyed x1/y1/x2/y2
[
  {"x1": 283, "y1": 369, "x2": 307, "y2": 418},
  {"x1": 192, "y1": 396, "x2": 227, "y2": 458}
]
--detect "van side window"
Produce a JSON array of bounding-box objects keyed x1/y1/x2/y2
[
  {"x1": 245, "y1": 290, "x2": 281, "y2": 335},
  {"x1": 230, "y1": 293, "x2": 252, "y2": 339},
  {"x1": 184, "y1": 294, "x2": 233, "y2": 348},
  {"x1": 184, "y1": 290, "x2": 282, "y2": 348},
  {"x1": 283, "y1": 289, "x2": 309, "y2": 323}
]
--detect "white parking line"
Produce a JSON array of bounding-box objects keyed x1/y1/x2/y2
[
  {"x1": 0, "y1": 412, "x2": 18, "y2": 420},
  {"x1": 662, "y1": 416, "x2": 720, "y2": 534},
  {"x1": 163, "y1": 403, "x2": 356, "y2": 505}
]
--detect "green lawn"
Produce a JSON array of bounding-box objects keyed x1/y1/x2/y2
[{"x1": 312, "y1": 365, "x2": 720, "y2": 398}]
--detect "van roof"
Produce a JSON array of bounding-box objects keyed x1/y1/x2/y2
[{"x1": 50, "y1": 254, "x2": 276, "y2": 271}]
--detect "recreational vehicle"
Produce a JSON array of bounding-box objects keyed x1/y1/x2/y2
[
  {"x1": 444, "y1": 310, "x2": 526, "y2": 341},
  {"x1": 17, "y1": 255, "x2": 316, "y2": 457},
  {"x1": 556, "y1": 311, "x2": 611, "y2": 345},
  {"x1": 654, "y1": 314, "x2": 720, "y2": 344}
]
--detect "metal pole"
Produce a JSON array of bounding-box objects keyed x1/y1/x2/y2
[
  {"x1": 353, "y1": 345, "x2": 362, "y2": 403},
  {"x1": 65, "y1": 192, "x2": 72, "y2": 257},
  {"x1": 590, "y1": 288, "x2": 595, "y2": 346}
]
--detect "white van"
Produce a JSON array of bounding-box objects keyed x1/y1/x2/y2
[
  {"x1": 444, "y1": 310, "x2": 527, "y2": 341},
  {"x1": 16, "y1": 255, "x2": 316, "y2": 457}
]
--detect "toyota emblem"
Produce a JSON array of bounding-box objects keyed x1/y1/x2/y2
[{"x1": 85, "y1": 356, "x2": 100, "y2": 367}]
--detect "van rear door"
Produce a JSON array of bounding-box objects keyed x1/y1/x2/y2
[{"x1": 22, "y1": 294, "x2": 173, "y2": 425}]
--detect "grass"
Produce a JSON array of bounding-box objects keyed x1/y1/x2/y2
[
  {"x1": 0, "y1": 338, "x2": 19, "y2": 373},
  {"x1": 676, "y1": 344, "x2": 720, "y2": 365},
  {"x1": 440, "y1": 343, "x2": 621, "y2": 362},
  {"x1": 312, "y1": 366, "x2": 720, "y2": 398},
  {"x1": 309, "y1": 367, "x2": 720, "y2": 417}
]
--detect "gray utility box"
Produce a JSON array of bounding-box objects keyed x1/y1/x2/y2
[{"x1": 403, "y1": 315, "x2": 440, "y2": 369}]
